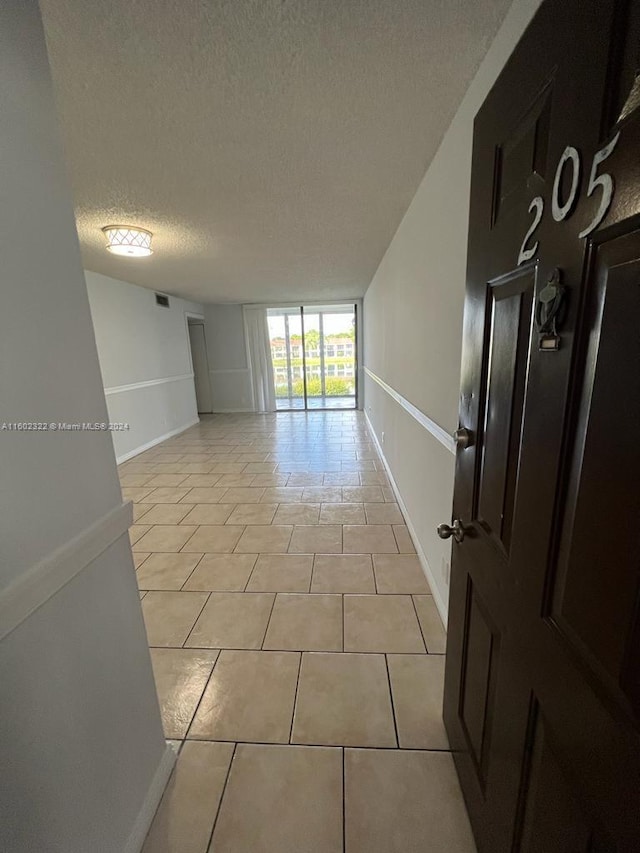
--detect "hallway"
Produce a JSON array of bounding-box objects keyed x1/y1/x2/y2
[{"x1": 122, "y1": 411, "x2": 475, "y2": 852}]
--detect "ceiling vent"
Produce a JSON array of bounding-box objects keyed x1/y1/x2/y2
[{"x1": 155, "y1": 293, "x2": 170, "y2": 308}]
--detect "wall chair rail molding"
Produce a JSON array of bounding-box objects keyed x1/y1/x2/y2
[
  {"x1": 0, "y1": 501, "x2": 133, "y2": 642},
  {"x1": 104, "y1": 373, "x2": 194, "y2": 396},
  {"x1": 364, "y1": 367, "x2": 456, "y2": 454}
]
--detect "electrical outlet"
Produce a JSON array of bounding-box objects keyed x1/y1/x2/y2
[{"x1": 381, "y1": 431, "x2": 385, "y2": 444}]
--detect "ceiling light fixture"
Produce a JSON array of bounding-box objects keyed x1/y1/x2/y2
[{"x1": 102, "y1": 225, "x2": 153, "y2": 257}]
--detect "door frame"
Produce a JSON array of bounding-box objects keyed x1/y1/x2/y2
[
  {"x1": 184, "y1": 311, "x2": 212, "y2": 414},
  {"x1": 443, "y1": 1, "x2": 640, "y2": 850}
]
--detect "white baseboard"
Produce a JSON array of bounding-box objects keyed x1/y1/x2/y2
[
  {"x1": 364, "y1": 411, "x2": 449, "y2": 629},
  {"x1": 211, "y1": 408, "x2": 255, "y2": 414},
  {"x1": 116, "y1": 418, "x2": 200, "y2": 464},
  {"x1": 123, "y1": 742, "x2": 178, "y2": 853}
]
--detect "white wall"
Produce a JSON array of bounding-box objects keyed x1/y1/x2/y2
[
  {"x1": 363, "y1": 0, "x2": 544, "y2": 623},
  {"x1": 0, "y1": 2, "x2": 172, "y2": 850},
  {"x1": 204, "y1": 303, "x2": 255, "y2": 412},
  {"x1": 85, "y1": 271, "x2": 203, "y2": 461}
]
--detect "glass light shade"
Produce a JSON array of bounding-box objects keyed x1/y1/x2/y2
[{"x1": 102, "y1": 225, "x2": 153, "y2": 257}]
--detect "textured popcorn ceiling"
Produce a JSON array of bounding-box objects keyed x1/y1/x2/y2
[{"x1": 41, "y1": 0, "x2": 511, "y2": 303}]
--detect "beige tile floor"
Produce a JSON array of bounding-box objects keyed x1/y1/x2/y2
[{"x1": 122, "y1": 411, "x2": 475, "y2": 853}]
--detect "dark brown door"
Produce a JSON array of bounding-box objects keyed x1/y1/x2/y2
[{"x1": 443, "y1": 1, "x2": 640, "y2": 851}]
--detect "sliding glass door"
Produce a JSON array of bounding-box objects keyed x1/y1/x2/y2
[
  {"x1": 302, "y1": 306, "x2": 356, "y2": 409},
  {"x1": 267, "y1": 308, "x2": 305, "y2": 409},
  {"x1": 267, "y1": 304, "x2": 357, "y2": 411}
]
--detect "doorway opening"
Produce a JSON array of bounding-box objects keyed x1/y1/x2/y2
[
  {"x1": 267, "y1": 304, "x2": 357, "y2": 411},
  {"x1": 187, "y1": 315, "x2": 213, "y2": 414}
]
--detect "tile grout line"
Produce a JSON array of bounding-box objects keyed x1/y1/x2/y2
[
  {"x1": 166, "y1": 735, "x2": 455, "y2": 752},
  {"x1": 178, "y1": 552, "x2": 207, "y2": 591},
  {"x1": 242, "y1": 554, "x2": 260, "y2": 592},
  {"x1": 204, "y1": 741, "x2": 238, "y2": 852},
  {"x1": 183, "y1": 649, "x2": 222, "y2": 740},
  {"x1": 181, "y1": 591, "x2": 212, "y2": 648},
  {"x1": 230, "y1": 524, "x2": 248, "y2": 554},
  {"x1": 410, "y1": 594, "x2": 430, "y2": 653},
  {"x1": 178, "y1": 523, "x2": 204, "y2": 554},
  {"x1": 133, "y1": 552, "x2": 151, "y2": 571},
  {"x1": 308, "y1": 553, "x2": 315, "y2": 593},
  {"x1": 140, "y1": 567, "x2": 430, "y2": 597},
  {"x1": 384, "y1": 653, "x2": 401, "y2": 749},
  {"x1": 288, "y1": 652, "x2": 304, "y2": 745},
  {"x1": 260, "y1": 591, "x2": 279, "y2": 650}
]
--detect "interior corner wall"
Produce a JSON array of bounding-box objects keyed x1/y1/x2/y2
[
  {"x1": 203, "y1": 304, "x2": 254, "y2": 412},
  {"x1": 0, "y1": 2, "x2": 170, "y2": 850},
  {"x1": 363, "y1": 0, "x2": 545, "y2": 623},
  {"x1": 85, "y1": 271, "x2": 204, "y2": 461}
]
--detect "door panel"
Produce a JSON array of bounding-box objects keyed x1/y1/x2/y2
[
  {"x1": 517, "y1": 706, "x2": 616, "y2": 853},
  {"x1": 459, "y1": 580, "x2": 501, "y2": 790},
  {"x1": 550, "y1": 236, "x2": 640, "y2": 699},
  {"x1": 493, "y1": 86, "x2": 552, "y2": 227},
  {"x1": 444, "y1": 1, "x2": 640, "y2": 851},
  {"x1": 477, "y1": 269, "x2": 534, "y2": 553}
]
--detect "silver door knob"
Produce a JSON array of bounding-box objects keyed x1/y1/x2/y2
[
  {"x1": 453, "y1": 427, "x2": 474, "y2": 449},
  {"x1": 437, "y1": 519, "x2": 467, "y2": 543}
]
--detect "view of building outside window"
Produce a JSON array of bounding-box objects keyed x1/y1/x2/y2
[{"x1": 267, "y1": 306, "x2": 356, "y2": 410}]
